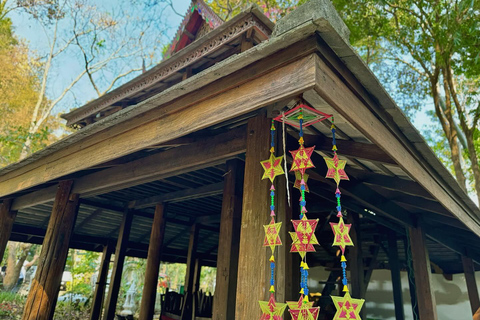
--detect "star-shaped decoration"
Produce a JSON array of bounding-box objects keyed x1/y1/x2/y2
[
  {"x1": 330, "y1": 217, "x2": 354, "y2": 255},
  {"x1": 290, "y1": 217, "x2": 319, "y2": 258},
  {"x1": 294, "y1": 171, "x2": 309, "y2": 192},
  {"x1": 290, "y1": 146, "x2": 315, "y2": 175},
  {"x1": 264, "y1": 217, "x2": 283, "y2": 253},
  {"x1": 259, "y1": 293, "x2": 288, "y2": 320},
  {"x1": 261, "y1": 153, "x2": 285, "y2": 182},
  {"x1": 324, "y1": 154, "x2": 349, "y2": 185},
  {"x1": 331, "y1": 292, "x2": 365, "y2": 320},
  {"x1": 287, "y1": 295, "x2": 320, "y2": 320}
]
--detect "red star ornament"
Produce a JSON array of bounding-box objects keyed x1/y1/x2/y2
[
  {"x1": 331, "y1": 292, "x2": 365, "y2": 320},
  {"x1": 261, "y1": 153, "x2": 285, "y2": 182},
  {"x1": 293, "y1": 171, "x2": 309, "y2": 192},
  {"x1": 324, "y1": 153, "x2": 349, "y2": 185},
  {"x1": 290, "y1": 145, "x2": 315, "y2": 175},
  {"x1": 330, "y1": 217, "x2": 354, "y2": 254},
  {"x1": 264, "y1": 217, "x2": 283, "y2": 254},
  {"x1": 290, "y1": 217, "x2": 319, "y2": 258},
  {"x1": 259, "y1": 293, "x2": 287, "y2": 320},
  {"x1": 287, "y1": 295, "x2": 320, "y2": 320}
]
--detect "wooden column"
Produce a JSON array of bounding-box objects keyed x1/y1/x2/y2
[
  {"x1": 349, "y1": 213, "x2": 365, "y2": 319},
  {"x1": 403, "y1": 237, "x2": 420, "y2": 320},
  {"x1": 90, "y1": 243, "x2": 114, "y2": 320},
  {"x1": 180, "y1": 223, "x2": 200, "y2": 320},
  {"x1": 235, "y1": 114, "x2": 271, "y2": 319},
  {"x1": 0, "y1": 199, "x2": 16, "y2": 262},
  {"x1": 408, "y1": 224, "x2": 438, "y2": 320},
  {"x1": 22, "y1": 181, "x2": 79, "y2": 320},
  {"x1": 212, "y1": 159, "x2": 244, "y2": 320},
  {"x1": 462, "y1": 255, "x2": 480, "y2": 315},
  {"x1": 388, "y1": 232, "x2": 405, "y2": 320},
  {"x1": 103, "y1": 209, "x2": 134, "y2": 320},
  {"x1": 139, "y1": 203, "x2": 167, "y2": 320}
]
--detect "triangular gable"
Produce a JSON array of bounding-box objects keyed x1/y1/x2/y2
[{"x1": 165, "y1": 0, "x2": 223, "y2": 58}]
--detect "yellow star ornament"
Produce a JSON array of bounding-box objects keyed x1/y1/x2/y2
[
  {"x1": 331, "y1": 292, "x2": 365, "y2": 320},
  {"x1": 261, "y1": 154, "x2": 285, "y2": 182},
  {"x1": 330, "y1": 217, "x2": 354, "y2": 255},
  {"x1": 259, "y1": 293, "x2": 288, "y2": 320}
]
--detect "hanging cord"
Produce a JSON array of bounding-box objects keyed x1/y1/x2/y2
[{"x1": 282, "y1": 111, "x2": 291, "y2": 207}]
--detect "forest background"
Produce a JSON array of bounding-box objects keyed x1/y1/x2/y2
[{"x1": 0, "y1": 0, "x2": 479, "y2": 317}]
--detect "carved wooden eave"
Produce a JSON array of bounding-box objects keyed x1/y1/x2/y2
[{"x1": 62, "y1": 7, "x2": 274, "y2": 128}]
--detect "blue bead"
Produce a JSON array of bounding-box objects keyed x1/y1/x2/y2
[
  {"x1": 300, "y1": 185, "x2": 305, "y2": 191},
  {"x1": 342, "y1": 279, "x2": 347, "y2": 285},
  {"x1": 336, "y1": 205, "x2": 342, "y2": 211},
  {"x1": 270, "y1": 205, "x2": 275, "y2": 210},
  {"x1": 341, "y1": 262, "x2": 346, "y2": 268},
  {"x1": 335, "y1": 193, "x2": 341, "y2": 198}
]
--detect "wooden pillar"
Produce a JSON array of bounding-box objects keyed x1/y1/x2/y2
[
  {"x1": 388, "y1": 232, "x2": 405, "y2": 320},
  {"x1": 139, "y1": 203, "x2": 167, "y2": 320},
  {"x1": 235, "y1": 114, "x2": 271, "y2": 319},
  {"x1": 103, "y1": 209, "x2": 134, "y2": 320},
  {"x1": 403, "y1": 237, "x2": 420, "y2": 320},
  {"x1": 349, "y1": 213, "x2": 365, "y2": 318},
  {"x1": 462, "y1": 255, "x2": 480, "y2": 315},
  {"x1": 0, "y1": 199, "x2": 16, "y2": 262},
  {"x1": 180, "y1": 223, "x2": 200, "y2": 320},
  {"x1": 22, "y1": 181, "x2": 79, "y2": 320},
  {"x1": 90, "y1": 243, "x2": 114, "y2": 320},
  {"x1": 408, "y1": 224, "x2": 438, "y2": 320},
  {"x1": 212, "y1": 159, "x2": 244, "y2": 320}
]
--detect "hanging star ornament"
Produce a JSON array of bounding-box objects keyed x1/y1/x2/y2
[
  {"x1": 294, "y1": 171, "x2": 309, "y2": 192},
  {"x1": 324, "y1": 154, "x2": 349, "y2": 185},
  {"x1": 261, "y1": 153, "x2": 285, "y2": 182},
  {"x1": 287, "y1": 295, "x2": 320, "y2": 320},
  {"x1": 290, "y1": 145, "x2": 315, "y2": 175},
  {"x1": 330, "y1": 217, "x2": 353, "y2": 254},
  {"x1": 290, "y1": 217, "x2": 319, "y2": 258},
  {"x1": 259, "y1": 293, "x2": 288, "y2": 320},
  {"x1": 264, "y1": 217, "x2": 283, "y2": 253},
  {"x1": 331, "y1": 292, "x2": 365, "y2": 320}
]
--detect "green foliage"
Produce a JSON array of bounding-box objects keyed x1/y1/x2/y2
[
  {"x1": 0, "y1": 126, "x2": 50, "y2": 166},
  {"x1": 0, "y1": 292, "x2": 24, "y2": 320},
  {"x1": 53, "y1": 301, "x2": 90, "y2": 320}
]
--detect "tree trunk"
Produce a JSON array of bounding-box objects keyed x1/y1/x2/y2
[{"x1": 3, "y1": 242, "x2": 30, "y2": 291}]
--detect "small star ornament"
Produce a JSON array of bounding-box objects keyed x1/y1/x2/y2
[
  {"x1": 261, "y1": 154, "x2": 284, "y2": 182},
  {"x1": 331, "y1": 292, "x2": 365, "y2": 320},
  {"x1": 324, "y1": 154, "x2": 349, "y2": 185},
  {"x1": 287, "y1": 295, "x2": 320, "y2": 320},
  {"x1": 264, "y1": 217, "x2": 283, "y2": 253},
  {"x1": 290, "y1": 146, "x2": 315, "y2": 175},
  {"x1": 330, "y1": 217, "x2": 354, "y2": 254},
  {"x1": 290, "y1": 217, "x2": 319, "y2": 258},
  {"x1": 259, "y1": 293, "x2": 288, "y2": 320}
]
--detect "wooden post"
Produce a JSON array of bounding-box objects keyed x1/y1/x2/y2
[
  {"x1": 139, "y1": 203, "x2": 167, "y2": 320},
  {"x1": 0, "y1": 199, "x2": 16, "y2": 262},
  {"x1": 408, "y1": 224, "x2": 438, "y2": 320},
  {"x1": 462, "y1": 255, "x2": 480, "y2": 315},
  {"x1": 90, "y1": 243, "x2": 114, "y2": 320},
  {"x1": 180, "y1": 223, "x2": 200, "y2": 320},
  {"x1": 235, "y1": 114, "x2": 271, "y2": 319},
  {"x1": 103, "y1": 209, "x2": 134, "y2": 320},
  {"x1": 403, "y1": 237, "x2": 420, "y2": 320},
  {"x1": 22, "y1": 181, "x2": 79, "y2": 320},
  {"x1": 388, "y1": 232, "x2": 405, "y2": 320},
  {"x1": 212, "y1": 159, "x2": 244, "y2": 320},
  {"x1": 349, "y1": 212, "x2": 365, "y2": 318}
]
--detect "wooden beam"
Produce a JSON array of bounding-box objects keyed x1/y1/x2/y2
[
  {"x1": 0, "y1": 199, "x2": 16, "y2": 262},
  {"x1": 314, "y1": 53, "x2": 480, "y2": 236},
  {"x1": 388, "y1": 232, "x2": 405, "y2": 320},
  {"x1": 90, "y1": 243, "x2": 114, "y2": 320},
  {"x1": 2, "y1": 53, "x2": 316, "y2": 199},
  {"x1": 22, "y1": 181, "x2": 79, "y2": 320},
  {"x1": 11, "y1": 127, "x2": 246, "y2": 211},
  {"x1": 235, "y1": 115, "x2": 271, "y2": 319},
  {"x1": 407, "y1": 224, "x2": 438, "y2": 320},
  {"x1": 462, "y1": 255, "x2": 480, "y2": 316},
  {"x1": 212, "y1": 159, "x2": 244, "y2": 320},
  {"x1": 131, "y1": 182, "x2": 224, "y2": 209},
  {"x1": 103, "y1": 209, "x2": 134, "y2": 320},
  {"x1": 76, "y1": 208, "x2": 103, "y2": 232},
  {"x1": 139, "y1": 203, "x2": 167, "y2": 320},
  {"x1": 181, "y1": 223, "x2": 200, "y2": 320}
]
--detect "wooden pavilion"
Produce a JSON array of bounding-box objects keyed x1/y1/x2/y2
[{"x1": 1, "y1": 0, "x2": 480, "y2": 319}]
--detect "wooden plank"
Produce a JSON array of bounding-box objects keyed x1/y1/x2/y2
[
  {"x1": 314, "y1": 53, "x2": 480, "y2": 236},
  {"x1": 139, "y1": 203, "x2": 167, "y2": 320},
  {"x1": 103, "y1": 209, "x2": 134, "y2": 320},
  {"x1": 1, "y1": 53, "x2": 316, "y2": 199},
  {"x1": 388, "y1": 232, "x2": 405, "y2": 320},
  {"x1": 462, "y1": 255, "x2": 480, "y2": 315},
  {"x1": 212, "y1": 159, "x2": 244, "y2": 320},
  {"x1": 407, "y1": 224, "x2": 438, "y2": 320},
  {"x1": 0, "y1": 199, "x2": 16, "y2": 262},
  {"x1": 90, "y1": 243, "x2": 114, "y2": 320},
  {"x1": 235, "y1": 114, "x2": 271, "y2": 319},
  {"x1": 132, "y1": 182, "x2": 224, "y2": 209},
  {"x1": 22, "y1": 181, "x2": 79, "y2": 320},
  {"x1": 181, "y1": 223, "x2": 200, "y2": 320}
]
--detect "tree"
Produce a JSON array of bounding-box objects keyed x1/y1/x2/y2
[{"x1": 206, "y1": 0, "x2": 306, "y2": 21}]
